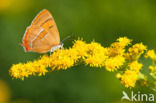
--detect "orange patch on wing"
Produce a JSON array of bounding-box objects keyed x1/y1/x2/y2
[
  {"x1": 23, "y1": 29, "x2": 31, "y2": 51},
  {"x1": 33, "y1": 30, "x2": 48, "y2": 42},
  {"x1": 24, "y1": 45, "x2": 31, "y2": 51},
  {"x1": 42, "y1": 20, "x2": 53, "y2": 30}
]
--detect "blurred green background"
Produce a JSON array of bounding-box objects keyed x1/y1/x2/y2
[{"x1": 0, "y1": 0, "x2": 156, "y2": 103}]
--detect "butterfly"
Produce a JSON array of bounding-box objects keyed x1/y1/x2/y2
[{"x1": 21, "y1": 9, "x2": 63, "y2": 53}]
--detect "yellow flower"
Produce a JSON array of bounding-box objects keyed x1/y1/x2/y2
[
  {"x1": 145, "y1": 50, "x2": 156, "y2": 62},
  {"x1": 148, "y1": 65, "x2": 156, "y2": 79},
  {"x1": 10, "y1": 63, "x2": 27, "y2": 80},
  {"x1": 109, "y1": 37, "x2": 131, "y2": 57},
  {"x1": 9, "y1": 61, "x2": 48, "y2": 80},
  {"x1": 49, "y1": 49, "x2": 77, "y2": 70},
  {"x1": 121, "y1": 70, "x2": 138, "y2": 88},
  {"x1": 104, "y1": 55, "x2": 125, "y2": 71},
  {"x1": 117, "y1": 37, "x2": 131, "y2": 47},
  {"x1": 125, "y1": 43, "x2": 147, "y2": 60},
  {"x1": 72, "y1": 39, "x2": 88, "y2": 58},
  {"x1": 32, "y1": 61, "x2": 48, "y2": 76},
  {"x1": 145, "y1": 50, "x2": 155, "y2": 58},
  {"x1": 128, "y1": 61, "x2": 142, "y2": 73},
  {"x1": 108, "y1": 44, "x2": 125, "y2": 57},
  {"x1": 38, "y1": 55, "x2": 51, "y2": 67},
  {"x1": 116, "y1": 73, "x2": 122, "y2": 79},
  {"x1": 0, "y1": 80, "x2": 10, "y2": 103},
  {"x1": 85, "y1": 42, "x2": 108, "y2": 67}
]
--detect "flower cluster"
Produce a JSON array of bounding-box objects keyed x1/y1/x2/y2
[
  {"x1": 145, "y1": 50, "x2": 156, "y2": 80},
  {"x1": 119, "y1": 60, "x2": 143, "y2": 87},
  {"x1": 118, "y1": 43, "x2": 147, "y2": 87},
  {"x1": 9, "y1": 37, "x2": 156, "y2": 89}
]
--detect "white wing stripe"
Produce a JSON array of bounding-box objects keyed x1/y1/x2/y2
[{"x1": 30, "y1": 28, "x2": 44, "y2": 48}]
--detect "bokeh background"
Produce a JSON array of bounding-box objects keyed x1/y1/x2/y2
[{"x1": 0, "y1": 0, "x2": 156, "y2": 103}]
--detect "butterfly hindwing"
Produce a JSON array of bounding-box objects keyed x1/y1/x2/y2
[
  {"x1": 31, "y1": 9, "x2": 60, "y2": 46},
  {"x1": 22, "y1": 9, "x2": 61, "y2": 53}
]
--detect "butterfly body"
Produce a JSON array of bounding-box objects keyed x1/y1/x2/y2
[{"x1": 21, "y1": 9, "x2": 62, "y2": 53}]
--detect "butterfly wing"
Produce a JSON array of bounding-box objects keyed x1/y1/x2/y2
[
  {"x1": 32, "y1": 9, "x2": 60, "y2": 45},
  {"x1": 22, "y1": 9, "x2": 60, "y2": 53},
  {"x1": 22, "y1": 25, "x2": 41, "y2": 51},
  {"x1": 22, "y1": 25, "x2": 53, "y2": 53}
]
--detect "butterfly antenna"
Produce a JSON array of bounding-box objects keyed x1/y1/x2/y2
[{"x1": 61, "y1": 34, "x2": 74, "y2": 43}]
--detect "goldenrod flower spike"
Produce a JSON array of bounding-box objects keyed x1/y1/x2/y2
[{"x1": 9, "y1": 37, "x2": 156, "y2": 90}]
